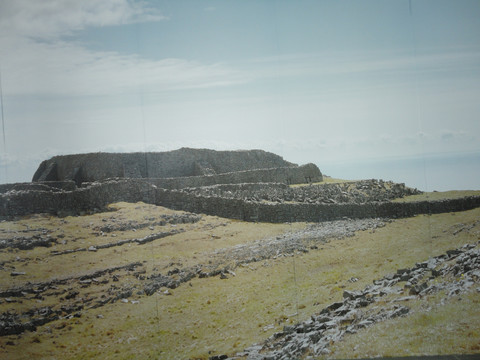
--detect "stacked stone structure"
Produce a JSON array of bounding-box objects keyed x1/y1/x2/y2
[
  {"x1": 1, "y1": 148, "x2": 479, "y2": 221},
  {"x1": 1, "y1": 177, "x2": 480, "y2": 221},
  {"x1": 32, "y1": 148, "x2": 303, "y2": 185}
]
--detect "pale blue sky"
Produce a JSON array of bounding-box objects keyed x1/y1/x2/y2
[{"x1": 0, "y1": 0, "x2": 479, "y2": 190}]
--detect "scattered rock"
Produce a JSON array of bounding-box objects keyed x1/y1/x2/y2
[
  {"x1": 218, "y1": 242, "x2": 480, "y2": 360},
  {"x1": 10, "y1": 271, "x2": 26, "y2": 277},
  {"x1": 209, "y1": 355, "x2": 228, "y2": 360},
  {"x1": 65, "y1": 291, "x2": 79, "y2": 300}
]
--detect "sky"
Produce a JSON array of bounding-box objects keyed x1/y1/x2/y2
[{"x1": 0, "y1": 0, "x2": 479, "y2": 190}]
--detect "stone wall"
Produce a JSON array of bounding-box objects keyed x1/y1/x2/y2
[
  {"x1": 0, "y1": 181, "x2": 77, "y2": 194},
  {"x1": 0, "y1": 180, "x2": 156, "y2": 217},
  {"x1": 154, "y1": 187, "x2": 480, "y2": 223},
  {"x1": 32, "y1": 148, "x2": 297, "y2": 184},
  {"x1": 6, "y1": 147, "x2": 479, "y2": 222},
  {"x1": 146, "y1": 164, "x2": 322, "y2": 189},
  {"x1": 179, "y1": 179, "x2": 419, "y2": 204},
  {"x1": 2, "y1": 178, "x2": 479, "y2": 223}
]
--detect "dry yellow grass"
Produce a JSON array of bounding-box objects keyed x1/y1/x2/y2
[{"x1": 0, "y1": 199, "x2": 479, "y2": 359}]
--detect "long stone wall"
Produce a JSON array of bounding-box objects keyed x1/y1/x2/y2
[
  {"x1": 0, "y1": 181, "x2": 77, "y2": 194},
  {"x1": 24, "y1": 148, "x2": 479, "y2": 224},
  {"x1": 0, "y1": 160, "x2": 321, "y2": 218},
  {"x1": 154, "y1": 187, "x2": 480, "y2": 222},
  {"x1": 0, "y1": 180, "x2": 156, "y2": 217},
  {"x1": 2, "y1": 178, "x2": 479, "y2": 223},
  {"x1": 146, "y1": 163, "x2": 322, "y2": 189},
  {"x1": 180, "y1": 179, "x2": 419, "y2": 204}
]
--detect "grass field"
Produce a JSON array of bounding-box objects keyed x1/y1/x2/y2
[
  {"x1": 394, "y1": 190, "x2": 480, "y2": 202},
  {"x1": 0, "y1": 192, "x2": 479, "y2": 359}
]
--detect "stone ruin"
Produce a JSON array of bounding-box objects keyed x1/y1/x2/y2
[
  {"x1": 1, "y1": 148, "x2": 480, "y2": 222},
  {"x1": 32, "y1": 148, "x2": 305, "y2": 185}
]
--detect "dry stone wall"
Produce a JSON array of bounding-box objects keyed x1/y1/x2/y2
[
  {"x1": 154, "y1": 187, "x2": 480, "y2": 222},
  {"x1": 0, "y1": 181, "x2": 76, "y2": 193},
  {"x1": 5, "y1": 149, "x2": 480, "y2": 222},
  {"x1": 146, "y1": 163, "x2": 321, "y2": 189},
  {"x1": 32, "y1": 148, "x2": 298, "y2": 184},
  {"x1": 2, "y1": 178, "x2": 477, "y2": 223},
  {"x1": 182, "y1": 179, "x2": 419, "y2": 204},
  {"x1": 0, "y1": 179, "x2": 156, "y2": 217}
]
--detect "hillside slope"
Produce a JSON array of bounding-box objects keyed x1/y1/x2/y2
[{"x1": 0, "y1": 191, "x2": 479, "y2": 359}]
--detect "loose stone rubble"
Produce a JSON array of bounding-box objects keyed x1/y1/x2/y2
[
  {"x1": 213, "y1": 218, "x2": 388, "y2": 266},
  {"x1": 92, "y1": 213, "x2": 201, "y2": 233},
  {"x1": 50, "y1": 229, "x2": 181, "y2": 256},
  {"x1": 0, "y1": 217, "x2": 387, "y2": 337},
  {"x1": 186, "y1": 179, "x2": 420, "y2": 205},
  {"x1": 0, "y1": 228, "x2": 57, "y2": 250},
  {"x1": 0, "y1": 262, "x2": 143, "y2": 335},
  {"x1": 214, "y1": 242, "x2": 480, "y2": 360},
  {"x1": 142, "y1": 218, "x2": 388, "y2": 295}
]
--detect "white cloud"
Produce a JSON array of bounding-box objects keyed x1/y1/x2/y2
[
  {"x1": 243, "y1": 48, "x2": 480, "y2": 86},
  {"x1": 0, "y1": 1, "x2": 249, "y2": 96},
  {"x1": 2, "y1": 0, "x2": 478, "y2": 98},
  {"x1": 0, "y1": 0, "x2": 166, "y2": 39},
  {"x1": 1, "y1": 36, "x2": 249, "y2": 96}
]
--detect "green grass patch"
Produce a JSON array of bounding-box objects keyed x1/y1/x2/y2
[
  {"x1": 394, "y1": 190, "x2": 480, "y2": 203},
  {"x1": 330, "y1": 290, "x2": 480, "y2": 358}
]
